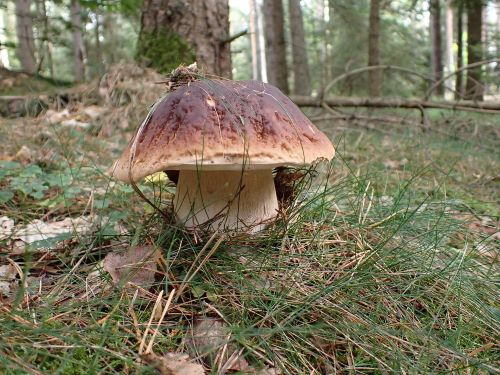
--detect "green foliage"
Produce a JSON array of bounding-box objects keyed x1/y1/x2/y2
[
  {"x1": 0, "y1": 161, "x2": 80, "y2": 203},
  {"x1": 136, "y1": 30, "x2": 196, "y2": 74}
]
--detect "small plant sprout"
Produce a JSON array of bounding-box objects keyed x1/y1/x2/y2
[{"x1": 111, "y1": 80, "x2": 335, "y2": 232}]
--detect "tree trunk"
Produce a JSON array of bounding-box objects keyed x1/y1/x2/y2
[
  {"x1": 430, "y1": 0, "x2": 444, "y2": 97},
  {"x1": 94, "y1": 7, "x2": 103, "y2": 75},
  {"x1": 445, "y1": 0, "x2": 454, "y2": 96},
  {"x1": 368, "y1": 0, "x2": 381, "y2": 97},
  {"x1": 0, "y1": 8, "x2": 10, "y2": 68},
  {"x1": 137, "y1": 0, "x2": 231, "y2": 78},
  {"x1": 15, "y1": 0, "x2": 36, "y2": 73},
  {"x1": 38, "y1": 0, "x2": 53, "y2": 77},
  {"x1": 497, "y1": 0, "x2": 500, "y2": 69},
  {"x1": 464, "y1": 0, "x2": 483, "y2": 100},
  {"x1": 70, "y1": 0, "x2": 86, "y2": 82},
  {"x1": 455, "y1": 1, "x2": 464, "y2": 99},
  {"x1": 288, "y1": 0, "x2": 311, "y2": 95},
  {"x1": 263, "y1": 0, "x2": 289, "y2": 93},
  {"x1": 249, "y1": 0, "x2": 262, "y2": 80}
]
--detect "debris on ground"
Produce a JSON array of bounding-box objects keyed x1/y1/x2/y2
[
  {"x1": 141, "y1": 352, "x2": 205, "y2": 375},
  {"x1": 103, "y1": 245, "x2": 160, "y2": 288},
  {"x1": 0, "y1": 215, "x2": 97, "y2": 253}
]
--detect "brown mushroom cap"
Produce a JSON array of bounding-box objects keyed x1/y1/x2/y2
[{"x1": 112, "y1": 80, "x2": 335, "y2": 182}]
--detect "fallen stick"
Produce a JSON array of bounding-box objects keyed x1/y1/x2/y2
[{"x1": 290, "y1": 95, "x2": 500, "y2": 113}]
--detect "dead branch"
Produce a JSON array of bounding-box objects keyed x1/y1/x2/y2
[
  {"x1": 423, "y1": 58, "x2": 500, "y2": 100},
  {"x1": 221, "y1": 29, "x2": 248, "y2": 44},
  {"x1": 290, "y1": 95, "x2": 500, "y2": 114},
  {"x1": 322, "y1": 65, "x2": 435, "y2": 97}
]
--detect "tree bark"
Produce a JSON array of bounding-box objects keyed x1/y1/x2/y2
[
  {"x1": 94, "y1": 7, "x2": 103, "y2": 75},
  {"x1": 464, "y1": 0, "x2": 483, "y2": 100},
  {"x1": 15, "y1": 0, "x2": 36, "y2": 73},
  {"x1": 249, "y1": 0, "x2": 262, "y2": 80},
  {"x1": 445, "y1": 0, "x2": 454, "y2": 95},
  {"x1": 455, "y1": 1, "x2": 464, "y2": 99},
  {"x1": 430, "y1": 0, "x2": 444, "y2": 96},
  {"x1": 288, "y1": 0, "x2": 311, "y2": 95},
  {"x1": 368, "y1": 0, "x2": 381, "y2": 97},
  {"x1": 263, "y1": 0, "x2": 289, "y2": 93},
  {"x1": 38, "y1": 0, "x2": 53, "y2": 77},
  {"x1": 70, "y1": 0, "x2": 86, "y2": 82},
  {"x1": 497, "y1": 0, "x2": 500, "y2": 68},
  {"x1": 137, "y1": 0, "x2": 231, "y2": 78}
]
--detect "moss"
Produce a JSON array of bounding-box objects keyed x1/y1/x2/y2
[{"x1": 136, "y1": 30, "x2": 196, "y2": 73}]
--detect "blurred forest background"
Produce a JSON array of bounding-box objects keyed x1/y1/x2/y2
[{"x1": 1, "y1": 0, "x2": 499, "y2": 102}]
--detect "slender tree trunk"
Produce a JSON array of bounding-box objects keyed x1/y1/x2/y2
[
  {"x1": 288, "y1": 0, "x2": 311, "y2": 95},
  {"x1": 327, "y1": 0, "x2": 336, "y2": 84},
  {"x1": 465, "y1": 0, "x2": 483, "y2": 100},
  {"x1": 368, "y1": 0, "x2": 381, "y2": 96},
  {"x1": 137, "y1": 0, "x2": 231, "y2": 78},
  {"x1": 70, "y1": 0, "x2": 86, "y2": 82},
  {"x1": 455, "y1": 1, "x2": 464, "y2": 99},
  {"x1": 258, "y1": 3, "x2": 267, "y2": 82},
  {"x1": 445, "y1": 0, "x2": 454, "y2": 96},
  {"x1": 263, "y1": 0, "x2": 289, "y2": 93},
  {"x1": 94, "y1": 8, "x2": 103, "y2": 75},
  {"x1": 103, "y1": 14, "x2": 117, "y2": 65},
  {"x1": 249, "y1": 0, "x2": 262, "y2": 80},
  {"x1": 430, "y1": 0, "x2": 444, "y2": 96},
  {"x1": 15, "y1": 0, "x2": 36, "y2": 73},
  {"x1": 39, "y1": 0, "x2": 53, "y2": 77},
  {"x1": 497, "y1": 0, "x2": 500, "y2": 68},
  {"x1": 0, "y1": 8, "x2": 11, "y2": 67}
]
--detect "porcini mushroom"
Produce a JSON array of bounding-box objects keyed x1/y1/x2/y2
[{"x1": 111, "y1": 80, "x2": 334, "y2": 232}]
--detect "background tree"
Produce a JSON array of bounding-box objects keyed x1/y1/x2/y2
[
  {"x1": 368, "y1": 0, "x2": 381, "y2": 96},
  {"x1": 136, "y1": 0, "x2": 231, "y2": 77},
  {"x1": 249, "y1": 0, "x2": 262, "y2": 81},
  {"x1": 430, "y1": 0, "x2": 444, "y2": 96},
  {"x1": 288, "y1": 0, "x2": 311, "y2": 95},
  {"x1": 263, "y1": 0, "x2": 289, "y2": 93},
  {"x1": 455, "y1": 0, "x2": 464, "y2": 98},
  {"x1": 70, "y1": 0, "x2": 85, "y2": 82},
  {"x1": 15, "y1": 0, "x2": 36, "y2": 73},
  {"x1": 464, "y1": 0, "x2": 484, "y2": 100}
]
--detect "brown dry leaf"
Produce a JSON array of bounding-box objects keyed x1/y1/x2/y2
[
  {"x1": 186, "y1": 316, "x2": 249, "y2": 372},
  {"x1": 252, "y1": 367, "x2": 281, "y2": 375},
  {"x1": 103, "y1": 245, "x2": 160, "y2": 287},
  {"x1": 0, "y1": 264, "x2": 18, "y2": 296},
  {"x1": 383, "y1": 158, "x2": 408, "y2": 170},
  {"x1": 0, "y1": 216, "x2": 15, "y2": 240},
  {"x1": 141, "y1": 352, "x2": 205, "y2": 375}
]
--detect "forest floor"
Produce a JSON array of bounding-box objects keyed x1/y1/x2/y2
[{"x1": 0, "y1": 67, "x2": 498, "y2": 374}]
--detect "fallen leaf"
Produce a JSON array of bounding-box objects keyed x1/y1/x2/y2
[
  {"x1": 81, "y1": 105, "x2": 106, "y2": 120},
  {"x1": 44, "y1": 109, "x2": 70, "y2": 124},
  {"x1": 60, "y1": 118, "x2": 91, "y2": 129},
  {"x1": 0, "y1": 264, "x2": 17, "y2": 296},
  {"x1": 186, "y1": 316, "x2": 249, "y2": 371},
  {"x1": 383, "y1": 158, "x2": 408, "y2": 169},
  {"x1": 103, "y1": 245, "x2": 160, "y2": 287},
  {"x1": 1, "y1": 216, "x2": 98, "y2": 254},
  {"x1": 0, "y1": 216, "x2": 15, "y2": 240},
  {"x1": 15, "y1": 145, "x2": 34, "y2": 164},
  {"x1": 141, "y1": 352, "x2": 205, "y2": 375}
]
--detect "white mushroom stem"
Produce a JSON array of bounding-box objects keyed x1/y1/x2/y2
[{"x1": 173, "y1": 169, "x2": 279, "y2": 232}]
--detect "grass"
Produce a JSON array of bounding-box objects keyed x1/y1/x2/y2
[{"x1": 0, "y1": 108, "x2": 498, "y2": 374}]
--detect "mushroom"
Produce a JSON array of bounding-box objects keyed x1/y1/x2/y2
[{"x1": 111, "y1": 80, "x2": 334, "y2": 232}]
